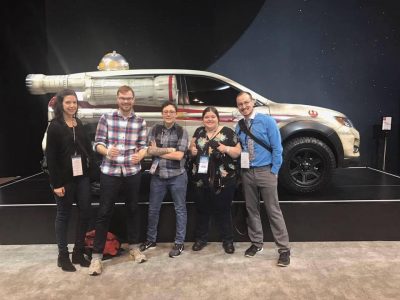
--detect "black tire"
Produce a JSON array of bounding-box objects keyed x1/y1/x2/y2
[{"x1": 279, "y1": 137, "x2": 336, "y2": 194}]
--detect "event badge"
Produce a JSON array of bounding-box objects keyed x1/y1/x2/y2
[
  {"x1": 71, "y1": 155, "x2": 83, "y2": 176},
  {"x1": 198, "y1": 155, "x2": 209, "y2": 174},
  {"x1": 241, "y1": 152, "x2": 250, "y2": 169},
  {"x1": 149, "y1": 158, "x2": 159, "y2": 174}
]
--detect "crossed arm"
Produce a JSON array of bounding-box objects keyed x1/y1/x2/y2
[{"x1": 147, "y1": 141, "x2": 184, "y2": 161}]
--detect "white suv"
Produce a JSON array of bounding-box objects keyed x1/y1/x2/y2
[{"x1": 26, "y1": 69, "x2": 360, "y2": 194}]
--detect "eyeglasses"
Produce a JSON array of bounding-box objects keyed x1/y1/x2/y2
[
  {"x1": 162, "y1": 110, "x2": 176, "y2": 115},
  {"x1": 237, "y1": 100, "x2": 252, "y2": 108},
  {"x1": 118, "y1": 97, "x2": 134, "y2": 101}
]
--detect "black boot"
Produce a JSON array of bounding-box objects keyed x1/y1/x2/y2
[
  {"x1": 57, "y1": 252, "x2": 76, "y2": 272},
  {"x1": 72, "y1": 248, "x2": 91, "y2": 267}
]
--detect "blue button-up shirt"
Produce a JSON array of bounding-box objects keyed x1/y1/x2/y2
[{"x1": 235, "y1": 112, "x2": 283, "y2": 174}]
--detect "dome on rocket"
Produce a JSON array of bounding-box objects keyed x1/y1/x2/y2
[{"x1": 97, "y1": 51, "x2": 129, "y2": 71}]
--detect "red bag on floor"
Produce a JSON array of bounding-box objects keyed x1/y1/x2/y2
[{"x1": 85, "y1": 230, "x2": 121, "y2": 256}]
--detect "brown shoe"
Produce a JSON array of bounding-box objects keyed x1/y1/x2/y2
[{"x1": 129, "y1": 248, "x2": 147, "y2": 263}]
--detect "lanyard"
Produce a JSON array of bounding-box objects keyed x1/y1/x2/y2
[
  {"x1": 207, "y1": 131, "x2": 219, "y2": 141},
  {"x1": 206, "y1": 127, "x2": 222, "y2": 155},
  {"x1": 244, "y1": 119, "x2": 253, "y2": 145},
  {"x1": 160, "y1": 128, "x2": 169, "y2": 147},
  {"x1": 65, "y1": 118, "x2": 77, "y2": 155},
  {"x1": 72, "y1": 126, "x2": 78, "y2": 155},
  {"x1": 206, "y1": 126, "x2": 222, "y2": 142}
]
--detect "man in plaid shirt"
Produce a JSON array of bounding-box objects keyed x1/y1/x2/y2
[
  {"x1": 89, "y1": 85, "x2": 148, "y2": 276},
  {"x1": 139, "y1": 101, "x2": 189, "y2": 258}
]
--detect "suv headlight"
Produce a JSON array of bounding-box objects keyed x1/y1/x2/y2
[{"x1": 335, "y1": 116, "x2": 354, "y2": 128}]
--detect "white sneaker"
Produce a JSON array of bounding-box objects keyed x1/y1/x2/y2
[
  {"x1": 129, "y1": 248, "x2": 147, "y2": 263},
  {"x1": 88, "y1": 258, "x2": 103, "y2": 276}
]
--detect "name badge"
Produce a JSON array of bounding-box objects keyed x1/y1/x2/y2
[
  {"x1": 241, "y1": 152, "x2": 250, "y2": 169},
  {"x1": 71, "y1": 155, "x2": 83, "y2": 176},
  {"x1": 149, "y1": 158, "x2": 159, "y2": 174},
  {"x1": 198, "y1": 155, "x2": 209, "y2": 174}
]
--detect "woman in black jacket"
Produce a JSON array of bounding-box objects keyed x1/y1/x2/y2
[{"x1": 46, "y1": 89, "x2": 92, "y2": 272}]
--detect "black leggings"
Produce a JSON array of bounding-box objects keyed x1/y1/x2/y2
[{"x1": 193, "y1": 182, "x2": 236, "y2": 243}]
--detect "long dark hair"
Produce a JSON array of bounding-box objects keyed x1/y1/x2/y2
[{"x1": 53, "y1": 89, "x2": 78, "y2": 120}]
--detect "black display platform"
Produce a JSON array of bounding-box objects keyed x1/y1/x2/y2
[{"x1": 1, "y1": 167, "x2": 400, "y2": 244}]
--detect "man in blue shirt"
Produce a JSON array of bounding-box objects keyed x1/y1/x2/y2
[{"x1": 235, "y1": 91, "x2": 290, "y2": 267}]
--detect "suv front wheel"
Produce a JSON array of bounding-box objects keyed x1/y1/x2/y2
[{"x1": 279, "y1": 137, "x2": 336, "y2": 194}]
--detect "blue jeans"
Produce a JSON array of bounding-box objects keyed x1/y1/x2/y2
[
  {"x1": 146, "y1": 172, "x2": 187, "y2": 244},
  {"x1": 93, "y1": 172, "x2": 141, "y2": 254},
  {"x1": 54, "y1": 176, "x2": 91, "y2": 254}
]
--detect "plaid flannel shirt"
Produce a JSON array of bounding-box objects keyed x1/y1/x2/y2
[
  {"x1": 94, "y1": 110, "x2": 147, "y2": 176},
  {"x1": 148, "y1": 123, "x2": 189, "y2": 178}
]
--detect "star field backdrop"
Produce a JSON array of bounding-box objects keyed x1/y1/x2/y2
[{"x1": 1, "y1": 0, "x2": 399, "y2": 177}]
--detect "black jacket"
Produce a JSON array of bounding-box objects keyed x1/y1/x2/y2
[{"x1": 46, "y1": 118, "x2": 92, "y2": 188}]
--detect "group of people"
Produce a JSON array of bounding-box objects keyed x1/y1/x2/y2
[{"x1": 46, "y1": 86, "x2": 290, "y2": 276}]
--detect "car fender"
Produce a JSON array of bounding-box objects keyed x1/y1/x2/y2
[{"x1": 279, "y1": 120, "x2": 344, "y2": 167}]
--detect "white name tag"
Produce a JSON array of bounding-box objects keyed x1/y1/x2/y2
[
  {"x1": 241, "y1": 152, "x2": 250, "y2": 169},
  {"x1": 198, "y1": 155, "x2": 209, "y2": 174},
  {"x1": 149, "y1": 158, "x2": 159, "y2": 174},
  {"x1": 71, "y1": 155, "x2": 83, "y2": 176}
]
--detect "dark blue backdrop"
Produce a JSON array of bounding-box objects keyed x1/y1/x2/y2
[{"x1": 1, "y1": 0, "x2": 399, "y2": 176}]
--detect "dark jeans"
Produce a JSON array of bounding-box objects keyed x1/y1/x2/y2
[
  {"x1": 54, "y1": 176, "x2": 91, "y2": 254},
  {"x1": 93, "y1": 172, "x2": 141, "y2": 254},
  {"x1": 193, "y1": 181, "x2": 236, "y2": 244}
]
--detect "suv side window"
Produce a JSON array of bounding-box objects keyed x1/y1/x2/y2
[{"x1": 185, "y1": 75, "x2": 239, "y2": 107}]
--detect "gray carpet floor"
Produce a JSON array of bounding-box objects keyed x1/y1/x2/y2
[{"x1": 1, "y1": 242, "x2": 400, "y2": 300}]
